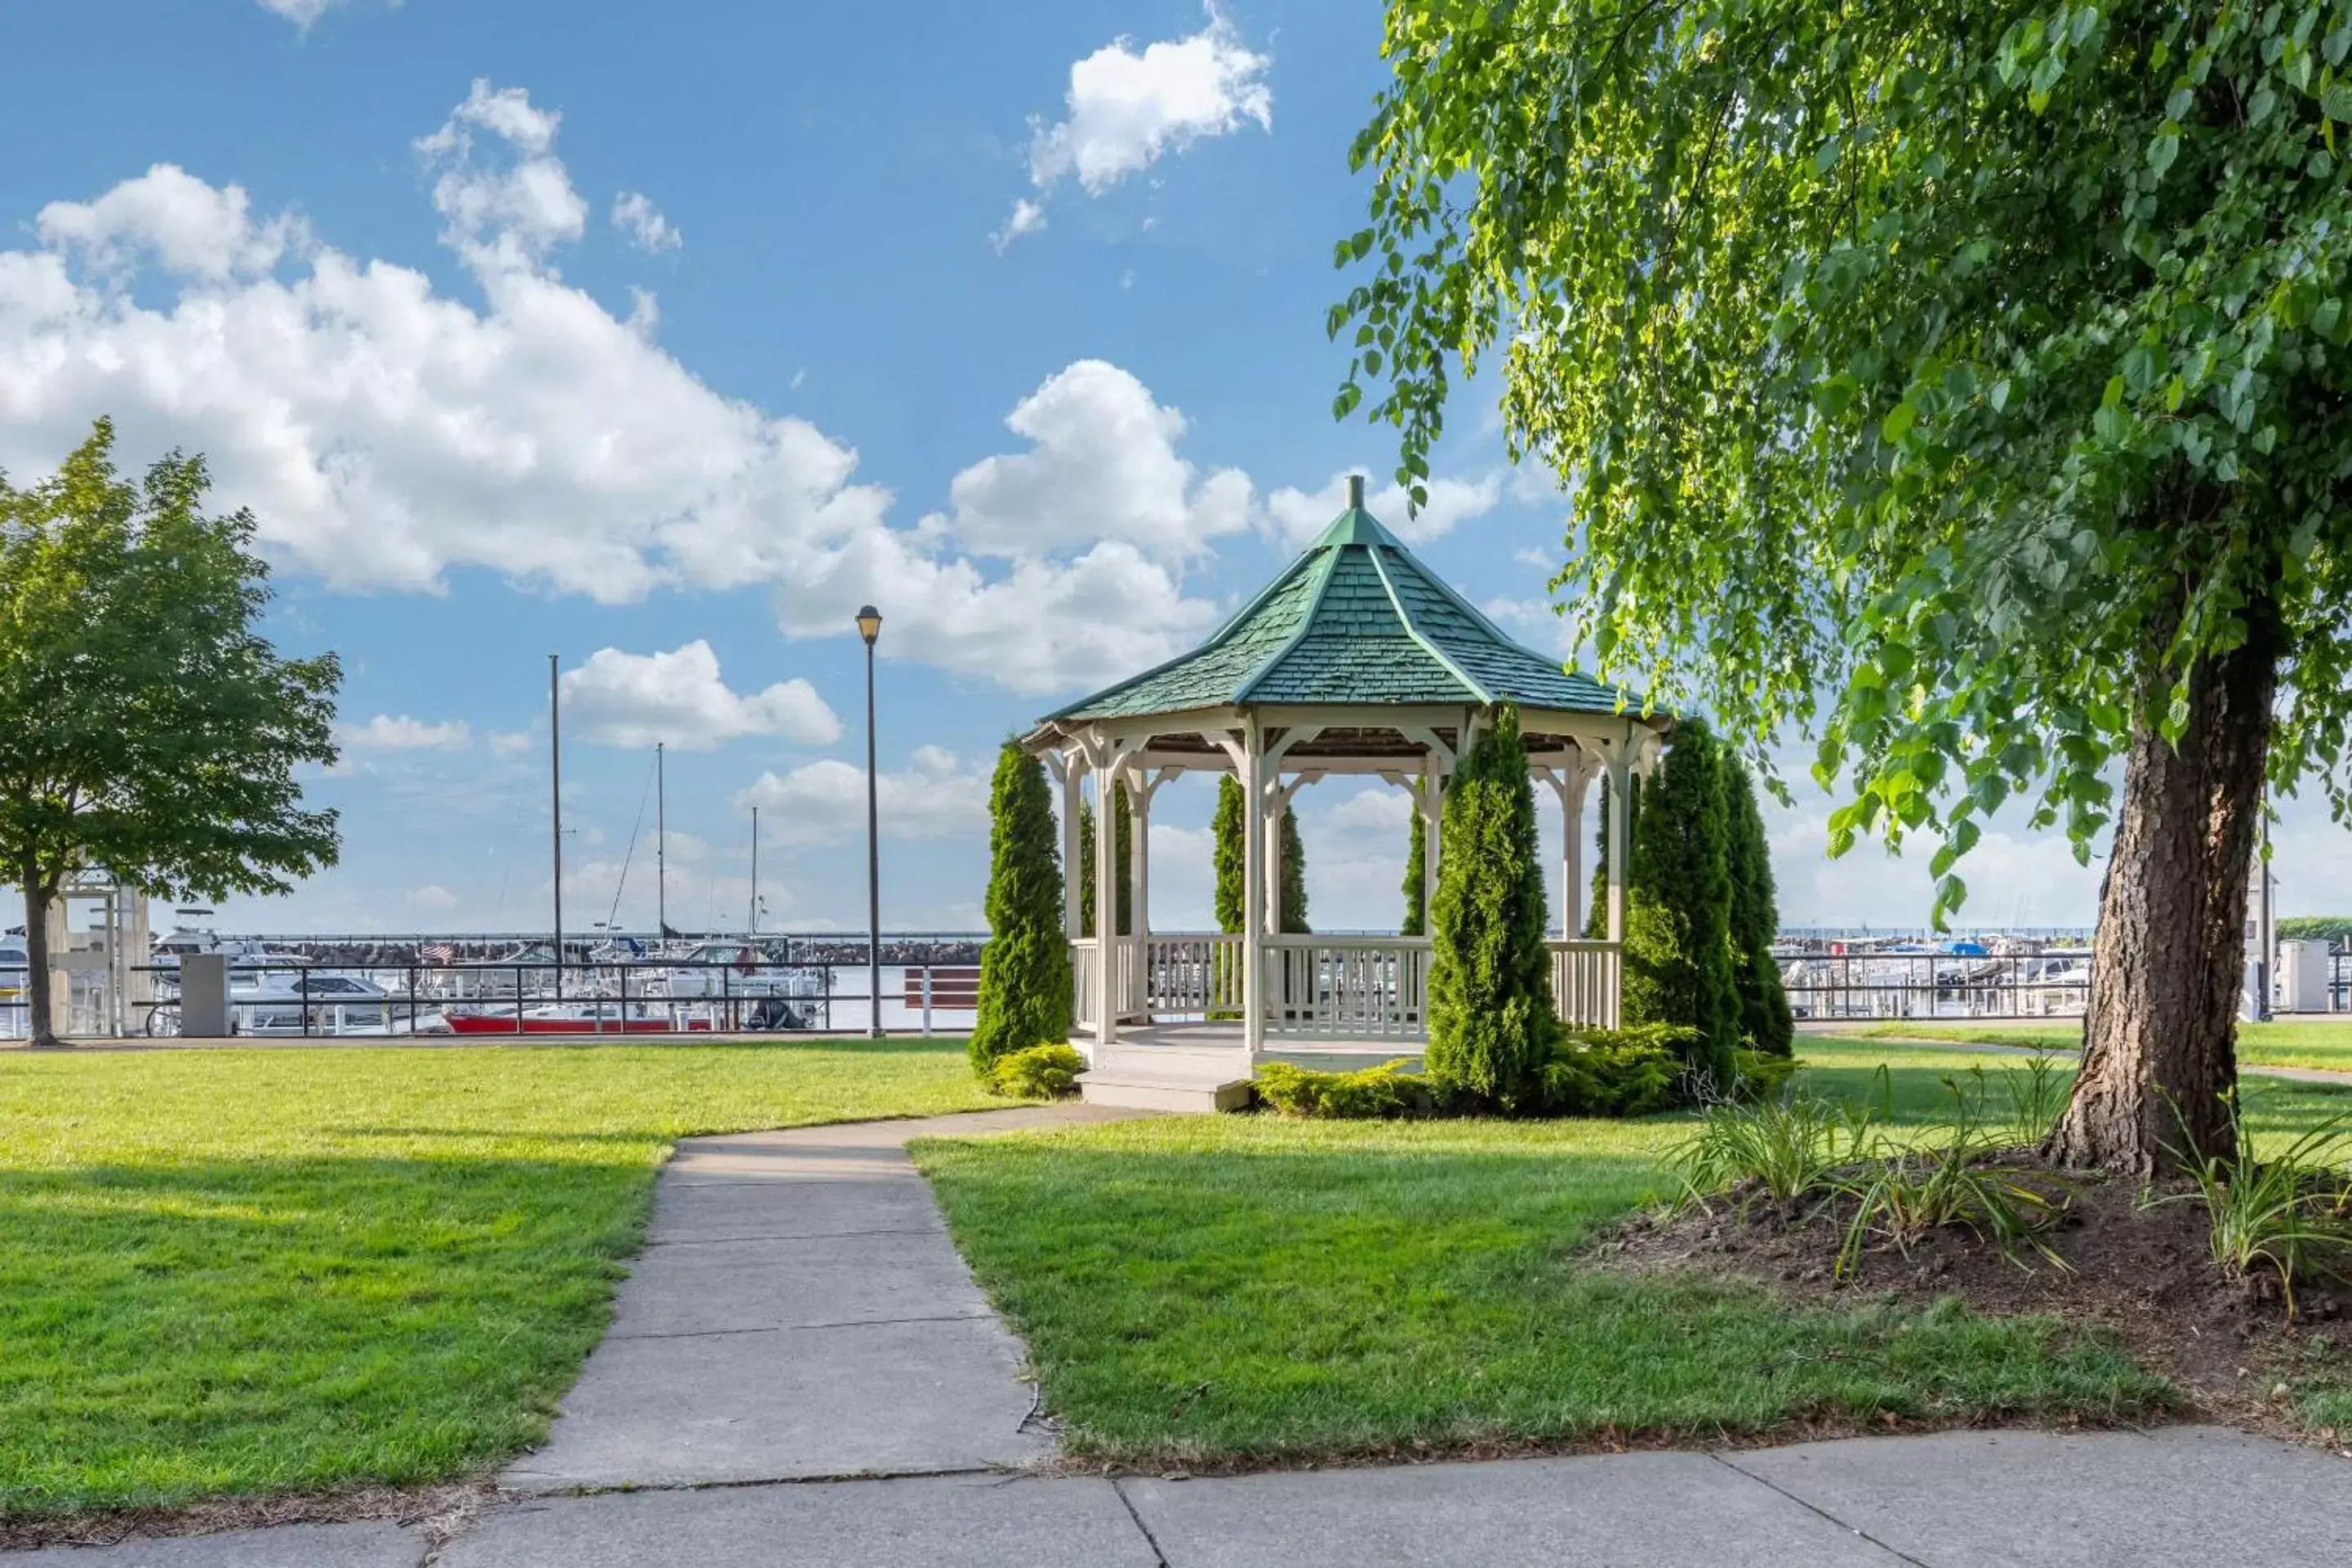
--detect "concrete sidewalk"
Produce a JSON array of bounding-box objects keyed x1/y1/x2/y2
[{"x1": 15, "y1": 1427, "x2": 2345, "y2": 1566}]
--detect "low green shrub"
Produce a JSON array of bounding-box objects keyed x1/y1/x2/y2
[
  {"x1": 1540, "y1": 1025, "x2": 1691, "y2": 1116},
  {"x1": 1254, "y1": 1058, "x2": 1423, "y2": 1119},
  {"x1": 991, "y1": 1043, "x2": 1085, "y2": 1101}
]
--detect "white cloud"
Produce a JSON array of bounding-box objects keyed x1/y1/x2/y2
[
  {"x1": 416, "y1": 79, "x2": 588, "y2": 272},
  {"x1": 0, "y1": 82, "x2": 1228, "y2": 694},
  {"x1": 1027, "y1": 6, "x2": 1272, "y2": 197},
  {"x1": 991, "y1": 198, "x2": 1047, "y2": 253},
  {"x1": 1484, "y1": 595, "x2": 1579, "y2": 658},
  {"x1": 942, "y1": 359, "x2": 1251, "y2": 562},
  {"x1": 734, "y1": 746, "x2": 991, "y2": 845},
  {"x1": 405, "y1": 884, "x2": 457, "y2": 911},
  {"x1": 1263, "y1": 470, "x2": 1503, "y2": 550},
  {"x1": 488, "y1": 729, "x2": 534, "y2": 756},
  {"x1": 559, "y1": 641, "x2": 840, "y2": 751},
  {"x1": 37, "y1": 166, "x2": 303, "y2": 281},
  {"x1": 339, "y1": 714, "x2": 471, "y2": 751},
  {"x1": 256, "y1": 0, "x2": 358, "y2": 24},
  {"x1": 611, "y1": 191, "x2": 681, "y2": 253}
]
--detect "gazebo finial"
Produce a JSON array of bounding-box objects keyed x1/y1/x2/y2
[{"x1": 1348, "y1": 472, "x2": 1366, "y2": 510}]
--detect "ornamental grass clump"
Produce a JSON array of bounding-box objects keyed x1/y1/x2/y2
[
  {"x1": 1674, "y1": 1089, "x2": 1878, "y2": 1210},
  {"x1": 1834, "y1": 1078, "x2": 2065, "y2": 1280},
  {"x1": 969, "y1": 742, "x2": 1072, "y2": 1077},
  {"x1": 2152, "y1": 1098, "x2": 2352, "y2": 1318}
]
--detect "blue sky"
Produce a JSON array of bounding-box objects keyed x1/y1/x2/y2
[{"x1": 11, "y1": 0, "x2": 2320, "y2": 936}]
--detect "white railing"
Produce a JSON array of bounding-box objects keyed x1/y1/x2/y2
[
  {"x1": 1076, "y1": 932, "x2": 1624, "y2": 1040},
  {"x1": 1070, "y1": 935, "x2": 1146, "y2": 1027},
  {"x1": 1262, "y1": 936, "x2": 1429, "y2": 1040},
  {"x1": 1070, "y1": 938, "x2": 1099, "y2": 1030},
  {"x1": 1145, "y1": 933, "x2": 1243, "y2": 1017},
  {"x1": 1548, "y1": 939, "x2": 1622, "y2": 1029}
]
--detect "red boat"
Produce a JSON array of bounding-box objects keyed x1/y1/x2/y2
[{"x1": 439, "y1": 1002, "x2": 714, "y2": 1036}]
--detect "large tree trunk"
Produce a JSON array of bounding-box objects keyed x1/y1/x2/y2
[
  {"x1": 2047, "y1": 602, "x2": 2278, "y2": 1174},
  {"x1": 21, "y1": 866, "x2": 63, "y2": 1050}
]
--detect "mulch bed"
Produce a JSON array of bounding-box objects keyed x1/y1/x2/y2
[{"x1": 1603, "y1": 1153, "x2": 2352, "y2": 1444}]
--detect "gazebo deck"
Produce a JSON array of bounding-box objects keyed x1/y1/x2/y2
[{"x1": 1077, "y1": 1022, "x2": 1437, "y2": 1115}]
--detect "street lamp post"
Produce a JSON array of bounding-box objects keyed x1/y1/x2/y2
[{"x1": 856, "y1": 605, "x2": 884, "y2": 1039}]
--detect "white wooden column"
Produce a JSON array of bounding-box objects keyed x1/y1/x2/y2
[
  {"x1": 1533, "y1": 749, "x2": 1595, "y2": 938},
  {"x1": 1127, "y1": 767, "x2": 1176, "y2": 1024},
  {"x1": 1092, "y1": 755, "x2": 1123, "y2": 1048},
  {"x1": 1239, "y1": 726, "x2": 1267, "y2": 1054},
  {"x1": 1051, "y1": 750, "x2": 1085, "y2": 939}
]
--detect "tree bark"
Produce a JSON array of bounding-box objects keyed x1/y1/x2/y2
[
  {"x1": 2047, "y1": 600, "x2": 2278, "y2": 1174},
  {"x1": 20, "y1": 865, "x2": 63, "y2": 1050}
]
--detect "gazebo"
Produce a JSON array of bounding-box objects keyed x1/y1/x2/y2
[{"x1": 1022, "y1": 475, "x2": 1670, "y2": 1109}]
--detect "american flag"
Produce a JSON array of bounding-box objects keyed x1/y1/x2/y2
[{"x1": 418, "y1": 943, "x2": 457, "y2": 964}]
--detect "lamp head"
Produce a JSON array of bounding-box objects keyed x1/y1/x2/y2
[{"x1": 854, "y1": 605, "x2": 883, "y2": 645}]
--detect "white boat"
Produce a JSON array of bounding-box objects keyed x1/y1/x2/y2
[{"x1": 146, "y1": 969, "x2": 392, "y2": 1036}]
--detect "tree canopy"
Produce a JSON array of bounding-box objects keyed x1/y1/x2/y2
[
  {"x1": 1337, "y1": 0, "x2": 2352, "y2": 1168},
  {"x1": 1336, "y1": 0, "x2": 2352, "y2": 906},
  {"x1": 0, "y1": 420, "x2": 341, "y2": 1045}
]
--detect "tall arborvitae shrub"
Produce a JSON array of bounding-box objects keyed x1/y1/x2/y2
[
  {"x1": 1280, "y1": 804, "x2": 1310, "y2": 933},
  {"x1": 1213, "y1": 774, "x2": 1245, "y2": 933},
  {"x1": 1209, "y1": 776, "x2": 1309, "y2": 932},
  {"x1": 971, "y1": 742, "x2": 1072, "y2": 1075},
  {"x1": 1401, "y1": 808, "x2": 1427, "y2": 935},
  {"x1": 1723, "y1": 756, "x2": 1795, "y2": 1056},
  {"x1": 1076, "y1": 783, "x2": 1133, "y2": 938},
  {"x1": 1621, "y1": 722, "x2": 1739, "y2": 1088},
  {"x1": 1425, "y1": 707, "x2": 1556, "y2": 1111}
]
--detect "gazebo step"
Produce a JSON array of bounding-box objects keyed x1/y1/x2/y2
[{"x1": 1077, "y1": 1067, "x2": 1254, "y2": 1114}]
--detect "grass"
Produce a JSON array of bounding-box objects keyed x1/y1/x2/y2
[
  {"x1": 1852, "y1": 1019, "x2": 2352, "y2": 1076},
  {"x1": 0, "y1": 1038, "x2": 998, "y2": 1518},
  {"x1": 915, "y1": 1038, "x2": 2352, "y2": 1468}
]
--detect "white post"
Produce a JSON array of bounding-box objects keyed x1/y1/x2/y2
[
  {"x1": 1421, "y1": 754, "x2": 1442, "y2": 906},
  {"x1": 1241, "y1": 726, "x2": 1267, "y2": 1054},
  {"x1": 1606, "y1": 748, "x2": 1631, "y2": 943},
  {"x1": 1094, "y1": 755, "x2": 1121, "y2": 1049},
  {"x1": 1129, "y1": 776, "x2": 1152, "y2": 1022},
  {"x1": 1263, "y1": 774, "x2": 1284, "y2": 932},
  {"x1": 1054, "y1": 751, "x2": 1084, "y2": 939}
]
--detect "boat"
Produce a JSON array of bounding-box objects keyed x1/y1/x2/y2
[
  {"x1": 433, "y1": 1000, "x2": 715, "y2": 1036},
  {"x1": 143, "y1": 968, "x2": 393, "y2": 1036}
]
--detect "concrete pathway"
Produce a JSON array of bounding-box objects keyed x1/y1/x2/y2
[
  {"x1": 11, "y1": 1105, "x2": 2352, "y2": 1564},
  {"x1": 504, "y1": 1103, "x2": 1145, "y2": 1491}
]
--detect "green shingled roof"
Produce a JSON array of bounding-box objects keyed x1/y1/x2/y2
[{"x1": 1045, "y1": 491, "x2": 1649, "y2": 723}]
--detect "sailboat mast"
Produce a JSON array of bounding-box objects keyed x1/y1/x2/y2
[
  {"x1": 549, "y1": 653, "x2": 563, "y2": 998},
  {"x1": 656, "y1": 742, "x2": 666, "y2": 937},
  {"x1": 749, "y1": 806, "x2": 760, "y2": 933}
]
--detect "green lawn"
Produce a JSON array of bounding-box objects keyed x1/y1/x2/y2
[
  {"x1": 0, "y1": 1039, "x2": 997, "y2": 1517},
  {"x1": 915, "y1": 1039, "x2": 2352, "y2": 1468},
  {"x1": 1850, "y1": 1019, "x2": 2352, "y2": 1075}
]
